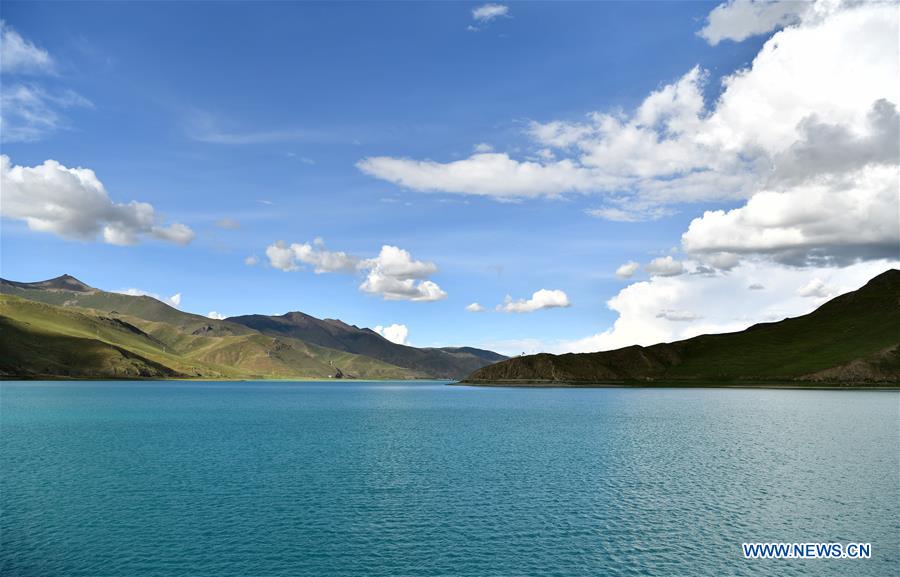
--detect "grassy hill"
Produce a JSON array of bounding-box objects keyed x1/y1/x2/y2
[
  {"x1": 463, "y1": 269, "x2": 900, "y2": 386},
  {"x1": 0, "y1": 278, "x2": 429, "y2": 380},
  {"x1": 229, "y1": 312, "x2": 506, "y2": 379},
  {"x1": 1, "y1": 274, "x2": 504, "y2": 380}
]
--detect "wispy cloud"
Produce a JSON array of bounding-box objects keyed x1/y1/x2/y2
[
  {"x1": 468, "y1": 3, "x2": 510, "y2": 31},
  {"x1": 472, "y1": 4, "x2": 509, "y2": 23},
  {"x1": 0, "y1": 22, "x2": 92, "y2": 142},
  {"x1": 0, "y1": 20, "x2": 54, "y2": 74}
]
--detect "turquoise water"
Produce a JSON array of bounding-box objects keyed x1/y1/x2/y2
[{"x1": 1, "y1": 381, "x2": 897, "y2": 577}]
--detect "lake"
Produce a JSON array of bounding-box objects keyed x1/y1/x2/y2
[{"x1": 1, "y1": 381, "x2": 897, "y2": 576}]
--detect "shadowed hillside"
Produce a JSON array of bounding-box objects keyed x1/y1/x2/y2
[{"x1": 463, "y1": 269, "x2": 900, "y2": 386}]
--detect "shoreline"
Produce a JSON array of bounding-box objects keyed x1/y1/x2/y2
[
  {"x1": 2, "y1": 377, "x2": 898, "y2": 390},
  {"x1": 455, "y1": 380, "x2": 900, "y2": 390}
]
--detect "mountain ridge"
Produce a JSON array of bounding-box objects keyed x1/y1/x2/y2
[
  {"x1": 0, "y1": 274, "x2": 503, "y2": 380},
  {"x1": 228, "y1": 311, "x2": 506, "y2": 379},
  {"x1": 462, "y1": 269, "x2": 900, "y2": 386}
]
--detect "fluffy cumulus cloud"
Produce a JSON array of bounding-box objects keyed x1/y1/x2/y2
[
  {"x1": 465, "y1": 302, "x2": 485, "y2": 312},
  {"x1": 359, "y1": 245, "x2": 447, "y2": 301},
  {"x1": 697, "y1": 0, "x2": 810, "y2": 45},
  {"x1": 266, "y1": 238, "x2": 360, "y2": 273},
  {"x1": 207, "y1": 311, "x2": 226, "y2": 320},
  {"x1": 644, "y1": 256, "x2": 684, "y2": 277},
  {"x1": 266, "y1": 239, "x2": 447, "y2": 302},
  {"x1": 374, "y1": 323, "x2": 410, "y2": 346},
  {"x1": 796, "y1": 277, "x2": 836, "y2": 300},
  {"x1": 116, "y1": 288, "x2": 182, "y2": 308},
  {"x1": 496, "y1": 289, "x2": 571, "y2": 313},
  {"x1": 615, "y1": 261, "x2": 640, "y2": 279},
  {"x1": 683, "y1": 164, "x2": 899, "y2": 266},
  {"x1": 0, "y1": 155, "x2": 194, "y2": 245},
  {"x1": 362, "y1": 2, "x2": 898, "y2": 271}
]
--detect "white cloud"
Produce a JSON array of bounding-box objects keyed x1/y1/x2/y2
[
  {"x1": 207, "y1": 311, "x2": 226, "y2": 320},
  {"x1": 1, "y1": 84, "x2": 92, "y2": 143},
  {"x1": 374, "y1": 323, "x2": 410, "y2": 345},
  {"x1": 586, "y1": 205, "x2": 674, "y2": 223},
  {"x1": 357, "y1": 153, "x2": 619, "y2": 200},
  {"x1": 645, "y1": 256, "x2": 684, "y2": 277},
  {"x1": 0, "y1": 155, "x2": 194, "y2": 245},
  {"x1": 796, "y1": 277, "x2": 835, "y2": 299},
  {"x1": 497, "y1": 289, "x2": 571, "y2": 313},
  {"x1": 771, "y1": 98, "x2": 898, "y2": 185},
  {"x1": 472, "y1": 4, "x2": 509, "y2": 23},
  {"x1": 682, "y1": 164, "x2": 899, "y2": 266},
  {"x1": 360, "y1": 246, "x2": 447, "y2": 302},
  {"x1": 520, "y1": 259, "x2": 897, "y2": 354},
  {"x1": 0, "y1": 22, "x2": 93, "y2": 143},
  {"x1": 266, "y1": 237, "x2": 360, "y2": 274},
  {"x1": 699, "y1": 252, "x2": 741, "y2": 271},
  {"x1": 358, "y1": 2, "x2": 899, "y2": 271},
  {"x1": 116, "y1": 288, "x2": 182, "y2": 308},
  {"x1": 698, "y1": 0, "x2": 810, "y2": 45},
  {"x1": 615, "y1": 261, "x2": 640, "y2": 279},
  {"x1": 465, "y1": 302, "x2": 485, "y2": 312},
  {"x1": 0, "y1": 20, "x2": 53, "y2": 73},
  {"x1": 473, "y1": 142, "x2": 494, "y2": 153},
  {"x1": 265, "y1": 240, "x2": 447, "y2": 302}
]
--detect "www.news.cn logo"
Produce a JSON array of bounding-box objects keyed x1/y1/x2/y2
[{"x1": 742, "y1": 542, "x2": 871, "y2": 559}]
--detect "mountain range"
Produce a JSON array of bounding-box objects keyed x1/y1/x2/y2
[
  {"x1": 464, "y1": 269, "x2": 900, "y2": 387},
  {"x1": 0, "y1": 275, "x2": 504, "y2": 380},
  {"x1": 3, "y1": 270, "x2": 898, "y2": 386}
]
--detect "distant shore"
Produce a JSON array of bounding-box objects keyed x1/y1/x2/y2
[
  {"x1": 3, "y1": 377, "x2": 897, "y2": 390},
  {"x1": 455, "y1": 380, "x2": 900, "y2": 390}
]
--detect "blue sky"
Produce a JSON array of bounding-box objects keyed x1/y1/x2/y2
[{"x1": 1, "y1": 1, "x2": 897, "y2": 354}]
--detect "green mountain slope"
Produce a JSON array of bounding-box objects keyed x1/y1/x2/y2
[
  {"x1": 0, "y1": 275, "x2": 254, "y2": 336},
  {"x1": 228, "y1": 312, "x2": 506, "y2": 379},
  {"x1": 0, "y1": 279, "x2": 427, "y2": 380},
  {"x1": 1, "y1": 274, "x2": 504, "y2": 380},
  {"x1": 463, "y1": 269, "x2": 900, "y2": 386},
  {"x1": 0, "y1": 296, "x2": 183, "y2": 379}
]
